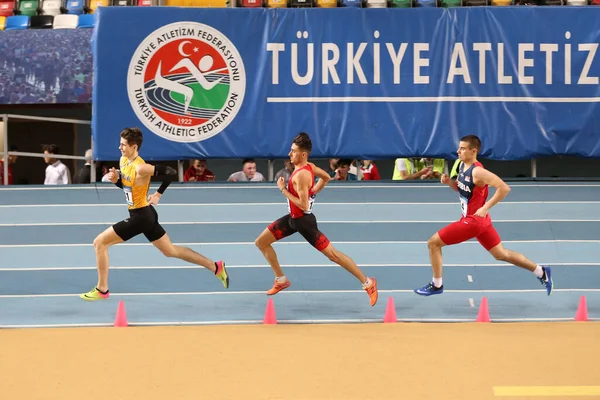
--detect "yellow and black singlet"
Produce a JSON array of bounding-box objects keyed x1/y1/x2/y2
[{"x1": 119, "y1": 156, "x2": 149, "y2": 210}]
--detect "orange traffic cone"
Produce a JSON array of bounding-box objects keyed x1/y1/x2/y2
[
  {"x1": 114, "y1": 300, "x2": 128, "y2": 327},
  {"x1": 383, "y1": 297, "x2": 397, "y2": 323},
  {"x1": 476, "y1": 297, "x2": 491, "y2": 323},
  {"x1": 263, "y1": 298, "x2": 277, "y2": 324},
  {"x1": 575, "y1": 296, "x2": 589, "y2": 322}
]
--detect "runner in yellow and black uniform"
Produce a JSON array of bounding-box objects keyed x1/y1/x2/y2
[
  {"x1": 80, "y1": 127, "x2": 229, "y2": 301},
  {"x1": 112, "y1": 153, "x2": 166, "y2": 243}
]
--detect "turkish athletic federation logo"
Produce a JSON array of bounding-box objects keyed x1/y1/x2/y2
[{"x1": 127, "y1": 22, "x2": 246, "y2": 143}]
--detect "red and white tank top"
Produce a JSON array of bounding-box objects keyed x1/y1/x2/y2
[{"x1": 287, "y1": 164, "x2": 316, "y2": 219}]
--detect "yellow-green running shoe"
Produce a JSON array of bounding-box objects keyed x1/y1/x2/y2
[
  {"x1": 80, "y1": 287, "x2": 110, "y2": 301},
  {"x1": 215, "y1": 261, "x2": 229, "y2": 289}
]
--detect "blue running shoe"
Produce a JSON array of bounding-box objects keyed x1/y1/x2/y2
[
  {"x1": 414, "y1": 282, "x2": 444, "y2": 296},
  {"x1": 538, "y1": 266, "x2": 553, "y2": 295}
]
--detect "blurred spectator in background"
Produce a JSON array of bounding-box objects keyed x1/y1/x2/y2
[
  {"x1": 0, "y1": 145, "x2": 18, "y2": 185},
  {"x1": 330, "y1": 159, "x2": 357, "y2": 181},
  {"x1": 75, "y1": 149, "x2": 93, "y2": 184},
  {"x1": 392, "y1": 157, "x2": 444, "y2": 180},
  {"x1": 349, "y1": 160, "x2": 364, "y2": 180},
  {"x1": 184, "y1": 159, "x2": 215, "y2": 182},
  {"x1": 327, "y1": 158, "x2": 339, "y2": 176},
  {"x1": 360, "y1": 160, "x2": 380, "y2": 180},
  {"x1": 228, "y1": 159, "x2": 265, "y2": 182},
  {"x1": 43, "y1": 144, "x2": 71, "y2": 185},
  {"x1": 274, "y1": 160, "x2": 295, "y2": 183}
]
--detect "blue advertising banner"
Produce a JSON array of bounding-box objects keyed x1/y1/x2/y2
[{"x1": 92, "y1": 7, "x2": 600, "y2": 160}]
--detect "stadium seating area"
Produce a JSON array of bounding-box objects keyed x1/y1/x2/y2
[
  {"x1": 0, "y1": 0, "x2": 598, "y2": 30},
  {"x1": 0, "y1": 0, "x2": 599, "y2": 28}
]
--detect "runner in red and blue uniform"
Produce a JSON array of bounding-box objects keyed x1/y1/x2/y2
[{"x1": 415, "y1": 135, "x2": 554, "y2": 296}]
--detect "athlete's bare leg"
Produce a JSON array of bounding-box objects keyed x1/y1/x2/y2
[
  {"x1": 93, "y1": 226, "x2": 124, "y2": 292},
  {"x1": 254, "y1": 222, "x2": 368, "y2": 282},
  {"x1": 427, "y1": 233, "x2": 446, "y2": 279},
  {"x1": 418, "y1": 233, "x2": 552, "y2": 296},
  {"x1": 254, "y1": 228, "x2": 284, "y2": 277},
  {"x1": 320, "y1": 243, "x2": 367, "y2": 283},
  {"x1": 426, "y1": 233, "x2": 538, "y2": 279},
  {"x1": 488, "y1": 242, "x2": 536, "y2": 272},
  {"x1": 321, "y1": 243, "x2": 378, "y2": 305},
  {"x1": 152, "y1": 233, "x2": 216, "y2": 272},
  {"x1": 488, "y1": 242, "x2": 553, "y2": 295},
  {"x1": 414, "y1": 232, "x2": 449, "y2": 296}
]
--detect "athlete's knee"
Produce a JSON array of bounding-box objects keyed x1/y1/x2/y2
[
  {"x1": 255, "y1": 231, "x2": 275, "y2": 250},
  {"x1": 254, "y1": 236, "x2": 265, "y2": 249},
  {"x1": 427, "y1": 234, "x2": 444, "y2": 250},
  {"x1": 159, "y1": 244, "x2": 179, "y2": 258},
  {"x1": 322, "y1": 245, "x2": 340, "y2": 263},
  {"x1": 93, "y1": 235, "x2": 108, "y2": 251},
  {"x1": 489, "y1": 246, "x2": 508, "y2": 261}
]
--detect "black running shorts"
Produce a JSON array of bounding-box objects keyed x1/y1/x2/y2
[
  {"x1": 267, "y1": 213, "x2": 330, "y2": 251},
  {"x1": 112, "y1": 205, "x2": 166, "y2": 242}
]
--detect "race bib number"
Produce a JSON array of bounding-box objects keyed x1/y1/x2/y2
[
  {"x1": 287, "y1": 194, "x2": 316, "y2": 214},
  {"x1": 124, "y1": 186, "x2": 133, "y2": 206},
  {"x1": 459, "y1": 195, "x2": 467, "y2": 217},
  {"x1": 306, "y1": 194, "x2": 316, "y2": 214}
]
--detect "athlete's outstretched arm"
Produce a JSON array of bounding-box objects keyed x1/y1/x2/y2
[
  {"x1": 309, "y1": 162, "x2": 331, "y2": 194},
  {"x1": 278, "y1": 170, "x2": 311, "y2": 211},
  {"x1": 473, "y1": 167, "x2": 511, "y2": 216}
]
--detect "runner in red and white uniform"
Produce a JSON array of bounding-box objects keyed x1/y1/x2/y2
[
  {"x1": 254, "y1": 132, "x2": 379, "y2": 306},
  {"x1": 414, "y1": 135, "x2": 554, "y2": 297}
]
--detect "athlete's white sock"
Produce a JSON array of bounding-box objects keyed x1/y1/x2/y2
[
  {"x1": 533, "y1": 265, "x2": 544, "y2": 279},
  {"x1": 433, "y1": 277, "x2": 443, "y2": 288},
  {"x1": 362, "y1": 278, "x2": 371, "y2": 289},
  {"x1": 276, "y1": 275, "x2": 288, "y2": 283}
]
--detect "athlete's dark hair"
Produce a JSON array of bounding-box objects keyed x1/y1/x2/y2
[
  {"x1": 460, "y1": 134, "x2": 481, "y2": 151},
  {"x1": 120, "y1": 127, "x2": 143, "y2": 150},
  {"x1": 293, "y1": 132, "x2": 312, "y2": 154}
]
